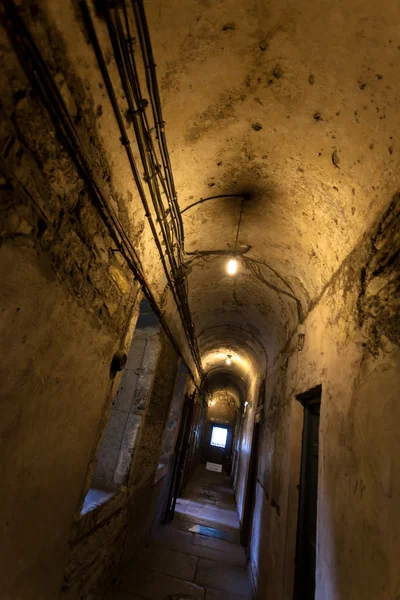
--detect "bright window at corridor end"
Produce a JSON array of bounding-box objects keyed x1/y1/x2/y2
[{"x1": 210, "y1": 426, "x2": 228, "y2": 448}]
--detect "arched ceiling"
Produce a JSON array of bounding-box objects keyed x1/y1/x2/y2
[
  {"x1": 205, "y1": 372, "x2": 246, "y2": 404},
  {"x1": 208, "y1": 387, "x2": 241, "y2": 411},
  {"x1": 146, "y1": 0, "x2": 400, "y2": 383},
  {"x1": 7, "y1": 0, "x2": 397, "y2": 389}
]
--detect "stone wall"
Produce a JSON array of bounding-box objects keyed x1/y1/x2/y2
[
  {"x1": 61, "y1": 331, "x2": 180, "y2": 599},
  {"x1": 0, "y1": 3, "x2": 196, "y2": 598},
  {"x1": 0, "y1": 236, "x2": 137, "y2": 600},
  {"x1": 159, "y1": 362, "x2": 189, "y2": 467},
  {"x1": 249, "y1": 197, "x2": 400, "y2": 599},
  {"x1": 92, "y1": 321, "x2": 162, "y2": 491},
  {"x1": 121, "y1": 331, "x2": 181, "y2": 564},
  {"x1": 0, "y1": 14, "x2": 141, "y2": 595}
]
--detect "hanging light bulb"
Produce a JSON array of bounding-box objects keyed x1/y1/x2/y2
[
  {"x1": 227, "y1": 259, "x2": 238, "y2": 275},
  {"x1": 226, "y1": 354, "x2": 232, "y2": 365}
]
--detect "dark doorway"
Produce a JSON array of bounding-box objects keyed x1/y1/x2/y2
[
  {"x1": 240, "y1": 415, "x2": 261, "y2": 547},
  {"x1": 293, "y1": 385, "x2": 322, "y2": 600},
  {"x1": 180, "y1": 398, "x2": 205, "y2": 492}
]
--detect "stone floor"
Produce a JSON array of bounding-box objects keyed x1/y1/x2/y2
[{"x1": 113, "y1": 464, "x2": 253, "y2": 600}]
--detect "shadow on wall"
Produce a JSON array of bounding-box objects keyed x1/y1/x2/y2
[
  {"x1": 248, "y1": 200, "x2": 400, "y2": 600},
  {"x1": 61, "y1": 299, "x2": 190, "y2": 599},
  {"x1": 80, "y1": 299, "x2": 161, "y2": 515}
]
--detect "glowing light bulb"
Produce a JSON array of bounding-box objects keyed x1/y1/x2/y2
[
  {"x1": 227, "y1": 259, "x2": 238, "y2": 275},
  {"x1": 226, "y1": 357, "x2": 231, "y2": 365}
]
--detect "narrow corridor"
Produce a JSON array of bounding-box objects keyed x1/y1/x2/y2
[
  {"x1": 114, "y1": 466, "x2": 253, "y2": 600},
  {"x1": 1, "y1": 1, "x2": 399, "y2": 598}
]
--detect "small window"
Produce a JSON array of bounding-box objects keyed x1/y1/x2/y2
[{"x1": 210, "y1": 426, "x2": 228, "y2": 448}]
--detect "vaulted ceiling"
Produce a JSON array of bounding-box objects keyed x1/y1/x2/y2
[
  {"x1": 146, "y1": 0, "x2": 400, "y2": 383},
  {"x1": 6, "y1": 0, "x2": 398, "y2": 394}
]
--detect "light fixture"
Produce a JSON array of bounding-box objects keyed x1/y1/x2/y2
[
  {"x1": 297, "y1": 323, "x2": 306, "y2": 351},
  {"x1": 225, "y1": 354, "x2": 232, "y2": 365},
  {"x1": 243, "y1": 400, "x2": 251, "y2": 414},
  {"x1": 227, "y1": 258, "x2": 238, "y2": 275}
]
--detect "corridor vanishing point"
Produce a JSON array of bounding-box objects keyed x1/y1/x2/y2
[{"x1": 0, "y1": 0, "x2": 399, "y2": 599}]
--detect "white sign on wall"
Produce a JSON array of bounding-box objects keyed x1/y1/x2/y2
[{"x1": 206, "y1": 462, "x2": 223, "y2": 473}]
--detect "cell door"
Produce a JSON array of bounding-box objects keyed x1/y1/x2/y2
[{"x1": 293, "y1": 385, "x2": 321, "y2": 600}]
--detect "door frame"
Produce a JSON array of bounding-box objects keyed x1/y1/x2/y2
[
  {"x1": 293, "y1": 384, "x2": 322, "y2": 599},
  {"x1": 163, "y1": 392, "x2": 194, "y2": 522}
]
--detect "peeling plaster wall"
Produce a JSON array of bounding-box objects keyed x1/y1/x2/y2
[
  {"x1": 0, "y1": 28, "x2": 144, "y2": 592},
  {"x1": 147, "y1": 0, "x2": 400, "y2": 366},
  {"x1": 0, "y1": 6, "x2": 185, "y2": 597},
  {"x1": 0, "y1": 11, "x2": 144, "y2": 596},
  {"x1": 0, "y1": 240, "x2": 137, "y2": 600},
  {"x1": 0, "y1": 0, "x2": 196, "y2": 374},
  {"x1": 250, "y1": 199, "x2": 400, "y2": 600}
]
